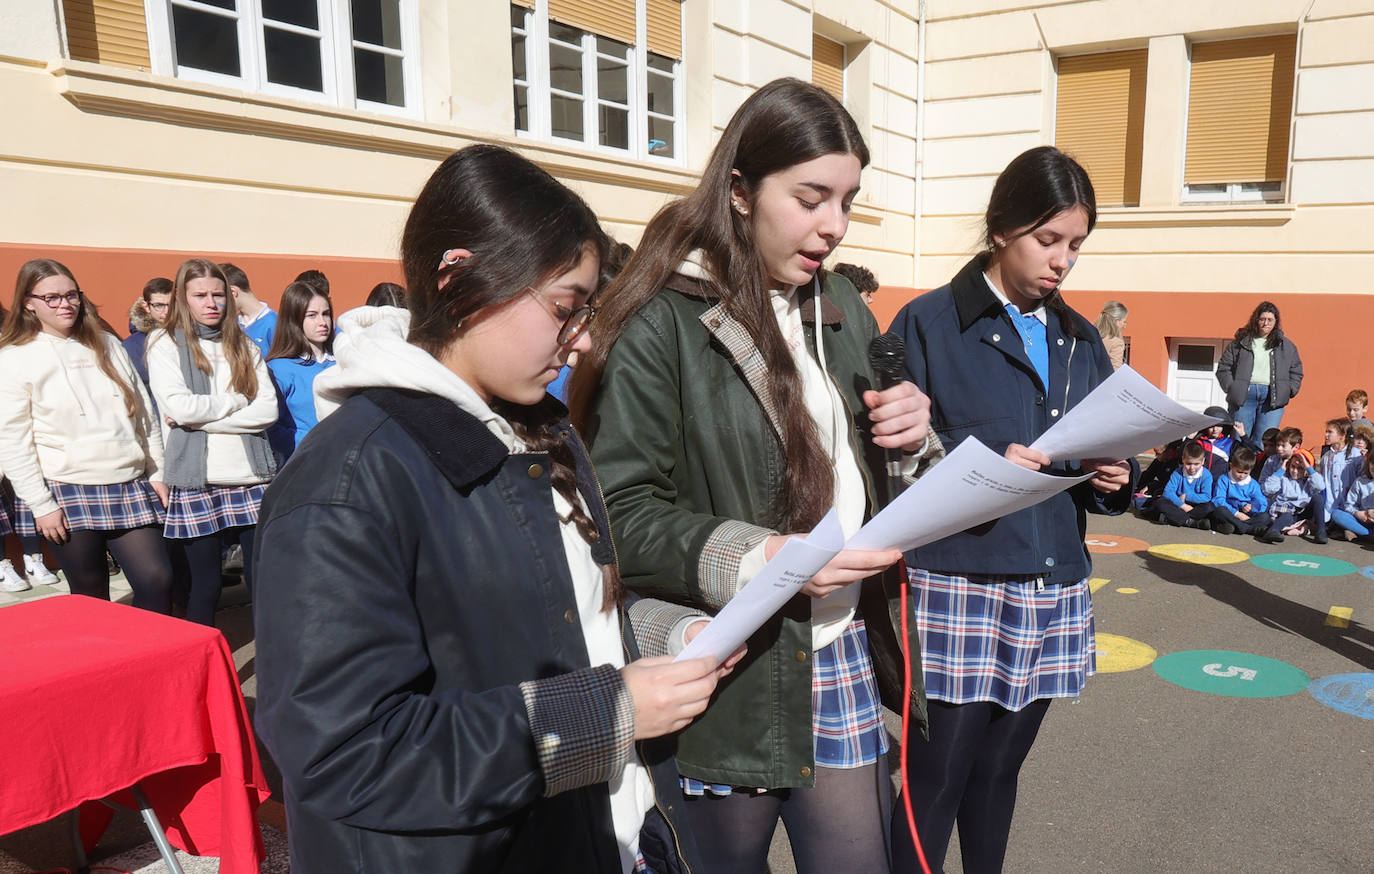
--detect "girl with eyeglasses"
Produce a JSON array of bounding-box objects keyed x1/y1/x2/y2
[
  {"x1": 147, "y1": 258, "x2": 278, "y2": 625},
  {"x1": 252, "y1": 144, "x2": 734, "y2": 874},
  {"x1": 0, "y1": 259, "x2": 174, "y2": 608},
  {"x1": 265, "y1": 281, "x2": 336, "y2": 461},
  {"x1": 571, "y1": 79, "x2": 936, "y2": 874}
]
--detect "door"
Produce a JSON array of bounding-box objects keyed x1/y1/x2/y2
[{"x1": 1166, "y1": 338, "x2": 1229, "y2": 413}]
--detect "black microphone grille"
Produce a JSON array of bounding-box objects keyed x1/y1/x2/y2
[{"x1": 868, "y1": 333, "x2": 905, "y2": 379}]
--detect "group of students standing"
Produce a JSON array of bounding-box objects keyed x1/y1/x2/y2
[
  {"x1": 230, "y1": 79, "x2": 1135, "y2": 874},
  {"x1": 0, "y1": 255, "x2": 386, "y2": 623}
]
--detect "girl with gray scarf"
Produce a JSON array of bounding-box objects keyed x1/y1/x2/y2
[{"x1": 148, "y1": 258, "x2": 278, "y2": 625}]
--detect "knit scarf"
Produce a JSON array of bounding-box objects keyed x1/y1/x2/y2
[{"x1": 164, "y1": 324, "x2": 277, "y2": 489}]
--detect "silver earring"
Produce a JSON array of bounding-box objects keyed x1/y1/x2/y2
[{"x1": 733, "y1": 200, "x2": 749, "y2": 216}]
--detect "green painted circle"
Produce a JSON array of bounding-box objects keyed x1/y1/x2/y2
[
  {"x1": 1152, "y1": 649, "x2": 1310, "y2": 698},
  {"x1": 1249, "y1": 553, "x2": 1358, "y2": 577}
]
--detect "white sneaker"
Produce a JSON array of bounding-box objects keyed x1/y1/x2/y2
[
  {"x1": 0, "y1": 559, "x2": 30, "y2": 592},
  {"x1": 23, "y1": 553, "x2": 59, "y2": 586}
]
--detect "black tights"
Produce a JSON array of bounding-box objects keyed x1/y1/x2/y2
[
  {"x1": 47, "y1": 526, "x2": 173, "y2": 614},
  {"x1": 681, "y1": 762, "x2": 892, "y2": 874},
  {"x1": 892, "y1": 698, "x2": 1051, "y2": 874},
  {"x1": 179, "y1": 526, "x2": 255, "y2": 626}
]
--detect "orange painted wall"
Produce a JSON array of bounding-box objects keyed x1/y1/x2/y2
[
  {"x1": 871, "y1": 283, "x2": 1371, "y2": 456},
  {"x1": 0, "y1": 243, "x2": 403, "y2": 323}
]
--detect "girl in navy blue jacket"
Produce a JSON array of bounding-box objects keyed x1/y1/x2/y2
[
  {"x1": 265, "y1": 281, "x2": 336, "y2": 461},
  {"x1": 889, "y1": 147, "x2": 1133, "y2": 874}
]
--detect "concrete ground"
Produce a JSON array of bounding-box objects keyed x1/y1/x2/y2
[{"x1": 4, "y1": 509, "x2": 1371, "y2": 872}]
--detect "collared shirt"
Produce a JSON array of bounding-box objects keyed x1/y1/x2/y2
[{"x1": 983, "y1": 272, "x2": 1049, "y2": 387}]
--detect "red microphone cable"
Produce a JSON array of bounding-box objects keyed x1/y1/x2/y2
[{"x1": 898, "y1": 557, "x2": 933, "y2": 874}]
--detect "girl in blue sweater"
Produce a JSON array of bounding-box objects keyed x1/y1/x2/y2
[
  {"x1": 1260, "y1": 454, "x2": 1327, "y2": 543},
  {"x1": 266, "y1": 282, "x2": 336, "y2": 461},
  {"x1": 1331, "y1": 451, "x2": 1374, "y2": 542},
  {"x1": 1208, "y1": 445, "x2": 1268, "y2": 535}
]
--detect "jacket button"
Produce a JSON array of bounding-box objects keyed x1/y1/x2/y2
[
  {"x1": 795, "y1": 650, "x2": 807, "y2": 662},
  {"x1": 1051, "y1": 408, "x2": 1060, "y2": 417},
  {"x1": 800, "y1": 766, "x2": 812, "y2": 778},
  {"x1": 1057, "y1": 338, "x2": 1065, "y2": 346},
  {"x1": 1036, "y1": 394, "x2": 1045, "y2": 405},
  {"x1": 1045, "y1": 557, "x2": 1055, "y2": 567},
  {"x1": 992, "y1": 333, "x2": 1001, "y2": 342},
  {"x1": 528, "y1": 463, "x2": 544, "y2": 479},
  {"x1": 564, "y1": 609, "x2": 577, "y2": 624},
  {"x1": 709, "y1": 318, "x2": 722, "y2": 328}
]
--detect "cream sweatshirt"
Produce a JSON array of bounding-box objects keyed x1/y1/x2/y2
[
  {"x1": 146, "y1": 330, "x2": 278, "y2": 486},
  {"x1": 0, "y1": 331, "x2": 164, "y2": 518}
]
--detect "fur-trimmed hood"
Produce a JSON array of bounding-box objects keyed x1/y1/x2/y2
[{"x1": 127, "y1": 300, "x2": 159, "y2": 335}]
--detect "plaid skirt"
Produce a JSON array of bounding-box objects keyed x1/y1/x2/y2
[
  {"x1": 0, "y1": 501, "x2": 10, "y2": 537},
  {"x1": 165, "y1": 484, "x2": 268, "y2": 539},
  {"x1": 14, "y1": 479, "x2": 164, "y2": 535},
  {"x1": 910, "y1": 568, "x2": 1095, "y2": 711},
  {"x1": 682, "y1": 618, "x2": 888, "y2": 796}
]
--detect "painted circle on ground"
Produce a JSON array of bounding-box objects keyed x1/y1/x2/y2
[
  {"x1": 1095, "y1": 633, "x2": 1157, "y2": 673},
  {"x1": 1308, "y1": 673, "x2": 1374, "y2": 721},
  {"x1": 1148, "y1": 543, "x2": 1250, "y2": 565},
  {"x1": 1086, "y1": 535, "x2": 1150, "y2": 554},
  {"x1": 1359, "y1": 565, "x2": 1374, "y2": 582},
  {"x1": 1153, "y1": 649, "x2": 1310, "y2": 698},
  {"x1": 1114, "y1": 587, "x2": 1140, "y2": 594},
  {"x1": 1250, "y1": 553, "x2": 1358, "y2": 577}
]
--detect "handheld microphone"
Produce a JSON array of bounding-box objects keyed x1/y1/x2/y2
[{"x1": 868, "y1": 333, "x2": 907, "y2": 498}]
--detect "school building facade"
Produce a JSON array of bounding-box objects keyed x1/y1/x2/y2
[{"x1": 2, "y1": 0, "x2": 1370, "y2": 435}]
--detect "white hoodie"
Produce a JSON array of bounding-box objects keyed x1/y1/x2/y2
[
  {"x1": 315, "y1": 306, "x2": 655, "y2": 872},
  {"x1": 0, "y1": 332, "x2": 164, "y2": 517}
]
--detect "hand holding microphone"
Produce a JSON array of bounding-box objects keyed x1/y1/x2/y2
[{"x1": 864, "y1": 334, "x2": 932, "y2": 495}]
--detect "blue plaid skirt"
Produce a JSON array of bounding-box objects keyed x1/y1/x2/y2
[
  {"x1": 0, "y1": 501, "x2": 10, "y2": 537},
  {"x1": 165, "y1": 484, "x2": 267, "y2": 539},
  {"x1": 682, "y1": 618, "x2": 888, "y2": 796},
  {"x1": 14, "y1": 479, "x2": 164, "y2": 535},
  {"x1": 909, "y1": 568, "x2": 1095, "y2": 711}
]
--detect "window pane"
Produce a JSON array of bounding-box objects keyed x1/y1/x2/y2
[
  {"x1": 648, "y1": 114, "x2": 674, "y2": 157},
  {"x1": 512, "y1": 32, "x2": 526, "y2": 81},
  {"x1": 511, "y1": 5, "x2": 527, "y2": 29},
  {"x1": 551, "y1": 93, "x2": 584, "y2": 140},
  {"x1": 647, "y1": 52, "x2": 673, "y2": 73},
  {"x1": 191, "y1": 0, "x2": 236, "y2": 10},
  {"x1": 262, "y1": 0, "x2": 317, "y2": 29},
  {"x1": 514, "y1": 83, "x2": 529, "y2": 131},
  {"x1": 599, "y1": 104, "x2": 628, "y2": 149},
  {"x1": 549, "y1": 42, "x2": 582, "y2": 95},
  {"x1": 264, "y1": 26, "x2": 323, "y2": 91},
  {"x1": 354, "y1": 47, "x2": 405, "y2": 105},
  {"x1": 549, "y1": 21, "x2": 581, "y2": 45},
  {"x1": 171, "y1": 4, "x2": 241, "y2": 76},
  {"x1": 351, "y1": 0, "x2": 402, "y2": 50},
  {"x1": 596, "y1": 35, "x2": 629, "y2": 57},
  {"x1": 1177, "y1": 345, "x2": 1216, "y2": 372},
  {"x1": 646, "y1": 70, "x2": 673, "y2": 116},
  {"x1": 598, "y1": 57, "x2": 627, "y2": 104}
]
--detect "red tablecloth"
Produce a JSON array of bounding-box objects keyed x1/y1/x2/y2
[{"x1": 0, "y1": 596, "x2": 270, "y2": 874}]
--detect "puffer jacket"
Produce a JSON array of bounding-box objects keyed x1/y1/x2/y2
[{"x1": 1216, "y1": 330, "x2": 1303, "y2": 409}]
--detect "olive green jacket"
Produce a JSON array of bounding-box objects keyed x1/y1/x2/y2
[{"x1": 585, "y1": 270, "x2": 935, "y2": 789}]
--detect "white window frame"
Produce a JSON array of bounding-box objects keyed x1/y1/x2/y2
[
  {"x1": 513, "y1": 0, "x2": 684, "y2": 164},
  {"x1": 1180, "y1": 181, "x2": 1285, "y2": 204},
  {"x1": 144, "y1": 0, "x2": 422, "y2": 117}
]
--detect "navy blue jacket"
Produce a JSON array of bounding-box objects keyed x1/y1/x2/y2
[{"x1": 890, "y1": 255, "x2": 1133, "y2": 584}]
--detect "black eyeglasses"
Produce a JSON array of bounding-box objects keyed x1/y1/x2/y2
[
  {"x1": 526, "y1": 287, "x2": 597, "y2": 346},
  {"x1": 28, "y1": 290, "x2": 83, "y2": 308}
]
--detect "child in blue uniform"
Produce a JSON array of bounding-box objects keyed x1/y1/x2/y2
[
  {"x1": 1208, "y1": 445, "x2": 1268, "y2": 535},
  {"x1": 1152, "y1": 441, "x2": 1214, "y2": 528},
  {"x1": 1260, "y1": 454, "x2": 1327, "y2": 543},
  {"x1": 266, "y1": 281, "x2": 335, "y2": 461}
]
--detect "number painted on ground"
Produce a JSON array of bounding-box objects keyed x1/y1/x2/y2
[
  {"x1": 1203, "y1": 663, "x2": 1257, "y2": 681},
  {"x1": 1282, "y1": 559, "x2": 1320, "y2": 569},
  {"x1": 1086, "y1": 538, "x2": 1118, "y2": 547}
]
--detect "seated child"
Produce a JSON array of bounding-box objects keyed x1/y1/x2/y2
[
  {"x1": 1318, "y1": 418, "x2": 1362, "y2": 533},
  {"x1": 1209, "y1": 445, "x2": 1269, "y2": 535},
  {"x1": 1351, "y1": 423, "x2": 1374, "y2": 455},
  {"x1": 1257, "y1": 427, "x2": 1302, "y2": 485},
  {"x1": 1347, "y1": 389, "x2": 1373, "y2": 430},
  {"x1": 1198, "y1": 407, "x2": 1242, "y2": 476},
  {"x1": 1331, "y1": 450, "x2": 1374, "y2": 543},
  {"x1": 1136, "y1": 439, "x2": 1184, "y2": 509},
  {"x1": 1260, "y1": 454, "x2": 1328, "y2": 544},
  {"x1": 1151, "y1": 441, "x2": 1215, "y2": 529},
  {"x1": 1253, "y1": 427, "x2": 1281, "y2": 474}
]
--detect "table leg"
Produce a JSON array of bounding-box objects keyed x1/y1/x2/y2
[
  {"x1": 66, "y1": 810, "x2": 91, "y2": 874},
  {"x1": 129, "y1": 784, "x2": 187, "y2": 874}
]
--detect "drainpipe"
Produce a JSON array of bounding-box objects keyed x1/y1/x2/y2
[{"x1": 913, "y1": 0, "x2": 927, "y2": 290}]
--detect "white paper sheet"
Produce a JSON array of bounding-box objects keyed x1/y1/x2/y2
[
  {"x1": 675, "y1": 510, "x2": 846, "y2": 664},
  {"x1": 1028, "y1": 364, "x2": 1222, "y2": 463},
  {"x1": 845, "y1": 436, "x2": 1094, "y2": 553}
]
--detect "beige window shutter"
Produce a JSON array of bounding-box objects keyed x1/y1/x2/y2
[
  {"x1": 1055, "y1": 49, "x2": 1147, "y2": 208},
  {"x1": 548, "y1": 0, "x2": 636, "y2": 46},
  {"x1": 1184, "y1": 34, "x2": 1296, "y2": 186},
  {"x1": 511, "y1": 0, "x2": 533, "y2": 8},
  {"x1": 813, "y1": 34, "x2": 844, "y2": 100},
  {"x1": 63, "y1": 0, "x2": 151, "y2": 70},
  {"x1": 646, "y1": 0, "x2": 682, "y2": 59}
]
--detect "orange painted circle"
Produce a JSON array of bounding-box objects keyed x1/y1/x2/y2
[{"x1": 1085, "y1": 535, "x2": 1150, "y2": 554}]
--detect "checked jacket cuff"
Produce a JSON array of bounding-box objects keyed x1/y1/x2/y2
[
  {"x1": 697, "y1": 519, "x2": 776, "y2": 610},
  {"x1": 519, "y1": 664, "x2": 635, "y2": 797}
]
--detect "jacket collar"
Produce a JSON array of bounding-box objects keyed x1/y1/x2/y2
[
  {"x1": 664, "y1": 271, "x2": 847, "y2": 325},
  {"x1": 951, "y1": 253, "x2": 1007, "y2": 332},
  {"x1": 362, "y1": 387, "x2": 508, "y2": 490}
]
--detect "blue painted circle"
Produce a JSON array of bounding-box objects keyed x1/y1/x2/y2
[
  {"x1": 1308, "y1": 673, "x2": 1374, "y2": 721},
  {"x1": 1250, "y1": 553, "x2": 1358, "y2": 577}
]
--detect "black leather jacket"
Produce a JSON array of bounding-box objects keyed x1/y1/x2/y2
[{"x1": 253, "y1": 387, "x2": 700, "y2": 873}]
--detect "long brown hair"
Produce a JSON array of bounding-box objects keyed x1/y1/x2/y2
[
  {"x1": 2, "y1": 259, "x2": 139, "y2": 420},
  {"x1": 401, "y1": 144, "x2": 621, "y2": 610},
  {"x1": 167, "y1": 258, "x2": 260, "y2": 399},
  {"x1": 267, "y1": 281, "x2": 333, "y2": 361},
  {"x1": 570, "y1": 78, "x2": 867, "y2": 533}
]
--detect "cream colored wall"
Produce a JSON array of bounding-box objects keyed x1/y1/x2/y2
[
  {"x1": 917, "y1": 0, "x2": 1374, "y2": 295},
  {"x1": 0, "y1": 0, "x2": 925, "y2": 288}
]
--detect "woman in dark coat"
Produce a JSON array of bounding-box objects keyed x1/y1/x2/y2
[{"x1": 1216, "y1": 301, "x2": 1302, "y2": 450}]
